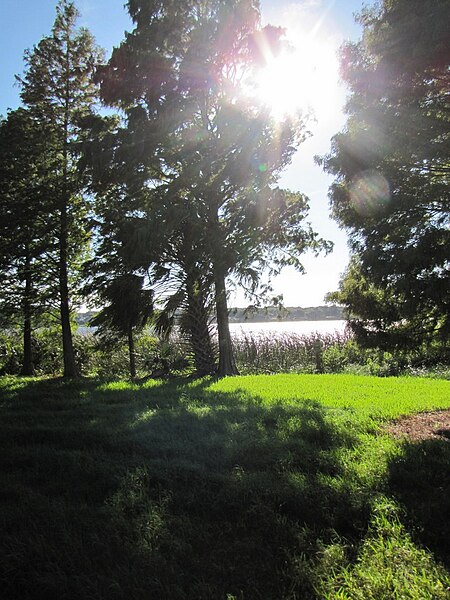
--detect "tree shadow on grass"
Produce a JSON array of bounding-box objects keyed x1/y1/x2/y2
[
  {"x1": 387, "y1": 437, "x2": 450, "y2": 568},
  {"x1": 0, "y1": 377, "x2": 373, "y2": 599}
]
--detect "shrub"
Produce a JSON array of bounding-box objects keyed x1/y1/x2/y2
[{"x1": 0, "y1": 330, "x2": 22, "y2": 375}]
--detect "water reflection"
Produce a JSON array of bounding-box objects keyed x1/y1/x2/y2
[{"x1": 229, "y1": 320, "x2": 346, "y2": 338}]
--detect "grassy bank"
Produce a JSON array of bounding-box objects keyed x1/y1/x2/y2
[{"x1": 1, "y1": 374, "x2": 449, "y2": 599}]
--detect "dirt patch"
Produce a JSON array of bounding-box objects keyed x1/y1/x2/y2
[{"x1": 386, "y1": 409, "x2": 450, "y2": 442}]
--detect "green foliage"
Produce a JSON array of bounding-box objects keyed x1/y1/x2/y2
[
  {"x1": 87, "y1": 333, "x2": 190, "y2": 379},
  {"x1": 319, "y1": 0, "x2": 450, "y2": 348},
  {"x1": 92, "y1": 0, "x2": 331, "y2": 375},
  {"x1": 1, "y1": 326, "x2": 448, "y2": 379},
  {"x1": 0, "y1": 108, "x2": 55, "y2": 314},
  {"x1": 89, "y1": 274, "x2": 154, "y2": 377},
  {"x1": 317, "y1": 498, "x2": 450, "y2": 599},
  {"x1": 0, "y1": 330, "x2": 23, "y2": 375},
  {"x1": 0, "y1": 328, "x2": 62, "y2": 376},
  {"x1": 0, "y1": 107, "x2": 60, "y2": 374},
  {"x1": 232, "y1": 331, "x2": 449, "y2": 377},
  {"x1": 0, "y1": 329, "x2": 190, "y2": 378},
  {"x1": 91, "y1": 275, "x2": 153, "y2": 334},
  {"x1": 16, "y1": 0, "x2": 104, "y2": 377},
  {"x1": 78, "y1": 333, "x2": 190, "y2": 378}
]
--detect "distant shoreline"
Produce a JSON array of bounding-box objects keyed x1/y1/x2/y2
[
  {"x1": 227, "y1": 305, "x2": 344, "y2": 323},
  {"x1": 76, "y1": 305, "x2": 344, "y2": 326}
]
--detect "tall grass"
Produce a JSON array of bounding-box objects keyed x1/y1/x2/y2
[
  {"x1": 232, "y1": 330, "x2": 450, "y2": 378},
  {"x1": 233, "y1": 330, "x2": 352, "y2": 374}
]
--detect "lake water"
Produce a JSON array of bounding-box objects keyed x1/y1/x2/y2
[
  {"x1": 229, "y1": 320, "x2": 347, "y2": 337},
  {"x1": 78, "y1": 320, "x2": 347, "y2": 337}
]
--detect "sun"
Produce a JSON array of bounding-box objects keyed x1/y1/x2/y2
[{"x1": 250, "y1": 35, "x2": 340, "y2": 121}]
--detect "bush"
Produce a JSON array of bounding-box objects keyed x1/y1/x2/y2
[
  {"x1": 0, "y1": 330, "x2": 22, "y2": 375},
  {"x1": 0, "y1": 328, "x2": 191, "y2": 378},
  {"x1": 0, "y1": 328, "x2": 64, "y2": 376},
  {"x1": 80, "y1": 331, "x2": 191, "y2": 378}
]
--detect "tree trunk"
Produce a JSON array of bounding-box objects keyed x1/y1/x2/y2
[
  {"x1": 60, "y1": 265, "x2": 78, "y2": 377},
  {"x1": 214, "y1": 267, "x2": 239, "y2": 377},
  {"x1": 21, "y1": 255, "x2": 34, "y2": 376},
  {"x1": 184, "y1": 274, "x2": 217, "y2": 376},
  {"x1": 60, "y1": 42, "x2": 78, "y2": 379},
  {"x1": 128, "y1": 324, "x2": 136, "y2": 378},
  {"x1": 59, "y1": 199, "x2": 78, "y2": 378}
]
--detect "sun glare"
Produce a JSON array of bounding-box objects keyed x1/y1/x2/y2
[{"x1": 251, "y1": 35, "x2": 340, "y2": 121}]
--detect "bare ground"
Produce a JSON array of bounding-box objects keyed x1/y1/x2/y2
[{"x1": 386, "y1": 409, "x2": 450, "y2": 442}]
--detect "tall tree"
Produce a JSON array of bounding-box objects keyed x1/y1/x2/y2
[
  {"x1": 18, "y1": 0, "x2": 104, "y2": 377},
  {"x1": 0, "y1": 108, "x2": 56, "y2": 375},
  {"x1": 82, "y1": 136, "x2": 218, "y2": 377},
  {"x1": 95, "y1": 0, "x2": 329, "y2": 376},
  {"x1": 319, "y1": 0, "x2": 450, "y2": 346}
]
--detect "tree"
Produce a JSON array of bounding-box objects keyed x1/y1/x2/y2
[
  {"x1": 17, "y1": 0, "x2": 104, "y2": 377},
  {"x1": 132, "y1": 210, "x2": 218, "y2": 377},
  {"x1": 90, "y1": 274, "x2": 153, "y2": 378},
  {"x1": 326, "y1": 258, "x2": 429, "y2": 350},
  {"x1": 95, "y1": 0, "x2": 329, "y2": 376},
  {"x1": 0, "y1": 109, "x2": 55, "y2": 375},
  {"x1": 81, "y1": 112, "x2": 219, "y2": 377},
  {"x1": 319, "y1": 0, "x2": 450, "y2": 347}
]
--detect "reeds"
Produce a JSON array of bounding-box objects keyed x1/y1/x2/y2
[{"x1": 233, "y1": 330, "x2": 353, "y2": 374}]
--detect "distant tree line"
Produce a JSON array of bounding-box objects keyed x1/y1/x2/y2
[
  {"x1": 0, "y1": 0, "x2": 448, "y2": 378},
  {"x1": 75, "y1": 305, "x2": 344, "y2": 327},
  {"x1": 228, "y1": 305, "x2": 344, "y2": 322}
]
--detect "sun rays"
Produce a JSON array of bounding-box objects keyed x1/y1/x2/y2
[{"x1": 250, "y1": 31, "x2": 340, "y2": 121}]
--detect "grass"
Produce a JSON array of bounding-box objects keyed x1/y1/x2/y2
[
  {"x1": 0, "y1": 373, "x2": 449, "y2": 599},
  {"x1": 210, "y1": 373, "x2": 450, "y2": 417}
]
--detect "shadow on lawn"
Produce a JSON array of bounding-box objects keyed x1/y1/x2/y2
[
  {"x1": 387, "y1": 437, "x2": 450, "y2": 569},
  {"x1": 0, "y1": 377, "x2": 369, "y2": 600}
]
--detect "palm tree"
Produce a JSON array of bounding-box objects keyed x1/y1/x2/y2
[{"x1": 90, "y1": 274, "x2": 153, "y2": 378}]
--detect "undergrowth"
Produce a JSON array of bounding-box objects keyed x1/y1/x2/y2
[{"x1": 1, "y1": 328, "x2": 449, "y2": 379}]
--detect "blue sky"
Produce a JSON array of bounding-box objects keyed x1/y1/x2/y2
[{"x1": 0, "y1": 0, "x2": 364, "y2": 307}]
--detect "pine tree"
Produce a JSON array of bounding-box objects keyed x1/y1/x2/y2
[
  {"x1": 319, "y1": 0, "x2": 450, "y2": 347},
  {"x1": 18, "y1": 0, "x2": 104, "y2": 377},
  {"x1": 0, "y1": 109, "x2": 56, "y2": 375}
]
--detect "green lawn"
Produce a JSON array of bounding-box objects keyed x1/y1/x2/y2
[
  {"x1": 1, "y1": 374, "x2": 449, "y2": 599},
  {"x1": 210, "y1": 373, "x2": 450, "y2": 416}
]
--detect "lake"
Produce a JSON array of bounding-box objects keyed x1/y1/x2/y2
[
  {"x1": 78, "y1": 320, "x2": 348, "y2": 337},
  {"x1": 229, "y1": 320, "x2": 347, "y2": 337}
]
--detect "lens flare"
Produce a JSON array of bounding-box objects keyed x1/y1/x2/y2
[
  {"x1": 349, "y1": 171, "x2": 391, "y2": 216},
  {"x1": 246, "y1": 33, "x2": 340, "y2": 121}
]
